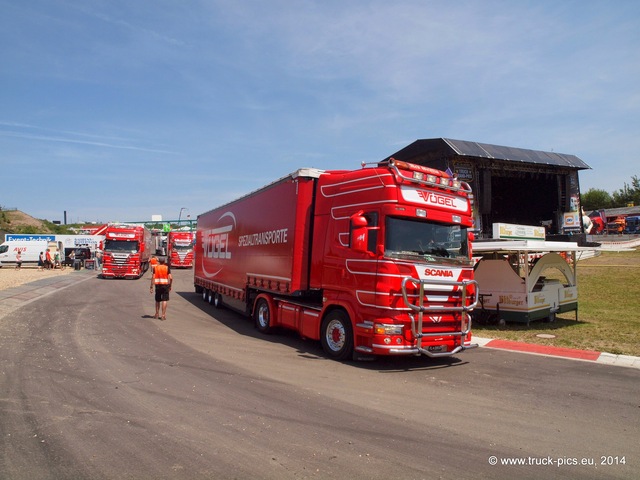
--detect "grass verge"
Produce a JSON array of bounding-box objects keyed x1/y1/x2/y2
[{"x1": 472, "y1": 248, "x2": 640, "y2": 357}]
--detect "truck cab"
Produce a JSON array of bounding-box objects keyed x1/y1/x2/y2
[
  {"x1": 606, "y1": 217, "x2": 625, "y2": 234},
  {"x1": 623, "y1": 216, "x2": 640, "y2": 234},
  {"x1": 309, "y1": 160, "x2": 477, "y2": 358}
]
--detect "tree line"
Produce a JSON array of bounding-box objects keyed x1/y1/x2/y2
[{"x1": 581, "y1": 175, "x2": 640, "y2": 211}]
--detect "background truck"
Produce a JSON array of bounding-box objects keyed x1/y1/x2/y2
[
  {"x1": 606, "y1": 216, "x2": 626, "y2": 234},
  {"x1": 623, "y1": 215, "x2": 640, "y2": 234},
  {"x1": 101, "y1": 224, "x2": 153, "y2": 278},
  {"x1": 167, "y1": 230, "x2": 195, "y2": 268},
  {"x1": 194, "y1": 159, "x2": 478, "y2": 360}
]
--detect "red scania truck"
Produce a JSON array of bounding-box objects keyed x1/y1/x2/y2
[
  {"x1": 194, "y1": 159, "x2": 478, "y2": 360},
  {"x1": 101, "y1": 223, "x2": 153, "y2": 279},
  {"x1": 167, "y1": 230, "x2": 195, "y2": 268}
]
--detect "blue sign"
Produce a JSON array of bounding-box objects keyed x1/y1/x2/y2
[{"x1": 5, "y1": 234, "x2": 55, "y2": 242}]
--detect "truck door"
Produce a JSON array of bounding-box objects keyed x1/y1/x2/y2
[{"x1": 346, "y1": 211, "x2": 381, "y2": 306}]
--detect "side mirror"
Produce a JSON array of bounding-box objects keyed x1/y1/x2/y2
[{"x1": 350, "y1": 212, "x2": 369, "y2": 253}]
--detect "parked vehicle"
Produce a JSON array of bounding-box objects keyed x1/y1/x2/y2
[
  {"x1": 588, "y1": 214, "x2": 605, "y2": 234},
  {"x1": 152, "y1": 231, "x2": 168, "y2": 256},
  {"x1": 63, "y1": 247, "x2": 93, "y2": 266},
  {"x1": 4, "y1": 234, "x2": 103, "y2": 258},
  {"x1": 195, "y1": 159, "x2": 478, "y2": 360},
  {"x1": 623, "y1": 215, "x2": 640, "y2": 234},
  {"x1": 101, "y1": 224, "x2": 153, "y2": 278},
  {"x1": 167, "y1": 230, "x2": 195, "y2": 268},
  {"x1": 0, "y1": 240, "x2": 50, "y2": 264},
  {"x1": 606, "y1": 217, "x2": 626, "y2": 234}
]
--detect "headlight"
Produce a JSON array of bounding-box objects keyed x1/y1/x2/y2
[{"x1": 374, "y1": 323, "x2": 403, "y2": 335}]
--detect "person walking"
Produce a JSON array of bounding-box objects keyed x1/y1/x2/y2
[
  {"x1": 150, "y1": 257, "x2": 172, "y2": 320},
  {"x1": 95, "y1": 248, "x2": 102, "y2": 269},
  {"x1": 150, "y1": 255, "x2": 159, "y2": 274},
  {"x1": 68, "y1": 249, "x2": 77, "y2": 269},
  {"x1": 15, "y1": 251, "x2": 22, "y2": 270}
]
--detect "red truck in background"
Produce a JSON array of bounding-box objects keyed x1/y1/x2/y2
[
  {"x1": 194, "y1": 159, "x2": 478, "y2": 360},
  {"x1": 167, "y1": 230, "x2": 195, "y2": 268},
  {"x1": 101, "y1": 223, "x2": 153, "y2": 279}
]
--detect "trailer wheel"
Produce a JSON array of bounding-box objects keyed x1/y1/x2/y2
[
  {"x1": 202, "y1": 289, "x2": 208, "y2": 302},
  {"x1": 320, "y1": 310, "x2": 353, "y2": 361},
  {"x1": 254, "y1": 298, "x2": 272, "y2": 334},
  {"x1": 207, "y1": 290, "x2": 215, "y2": 305},
  {"x1": 213, "y1": 292, "x2": 223, "y2": 309}
]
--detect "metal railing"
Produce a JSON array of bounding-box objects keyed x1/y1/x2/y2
[{"x1": 401, "y1": 276, "x2": 479, "y2": 357}]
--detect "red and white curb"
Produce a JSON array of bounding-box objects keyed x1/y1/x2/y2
[{"x1": 473, "y1": 337, "x2": 640, "y2": 369}]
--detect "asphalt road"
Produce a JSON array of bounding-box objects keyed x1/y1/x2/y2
[{"x1": 0, "y1": 269, "x2": 638, "y2": 480}]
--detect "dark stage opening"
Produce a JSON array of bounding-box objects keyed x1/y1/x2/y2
[{"x1": 481, "y1": 172, "x2": 559, "y2": 234}]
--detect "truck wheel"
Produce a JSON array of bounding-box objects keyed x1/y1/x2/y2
[
  {"x1": 213, "y1": 292, "x2": 223, "y2": 309},
  {"x1": 207, "y1": 290, "x2": 215, "y2": 305},
  {"x1": 254, "y1": 298, "x2": 272, "y2": 334},
  {"x1": 320, "y1": 310, "x2": 353, "y2": 361},
  {"x1": 202, "y1": 289, "x2": 208, "y2": 302}
]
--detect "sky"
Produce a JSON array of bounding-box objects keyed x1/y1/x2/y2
[{"x1": 1, "y1": 0, "x2": 639, "y2": 224}]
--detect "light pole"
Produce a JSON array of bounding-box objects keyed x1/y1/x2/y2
[{"x1": 178, "y1": 207, "x2": 187, "y2": 225}]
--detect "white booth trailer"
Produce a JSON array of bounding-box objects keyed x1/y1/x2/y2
[{"x1": 472, "y1": 240, "x2": 595, "y2": 325}]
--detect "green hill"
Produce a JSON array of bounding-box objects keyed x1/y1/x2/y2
[{"x1": 0, "y1": 209, "x2": 56, "y2": 235}]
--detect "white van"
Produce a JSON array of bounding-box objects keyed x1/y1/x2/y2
[{"x1": 0, "y1": 240, "x2": 50, "y2": 265}]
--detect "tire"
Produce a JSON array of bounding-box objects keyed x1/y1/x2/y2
[
  {"x1": 202, "y1": 289, "x2": 208, "y2": 302},
  {"x1": 254, "y1": 298, "x2": 272, "y2": 334},
  {"x1": 320, "y1": 310, "x2": 353, "y2": 361},
  {"x1": 207, "y1": 290, "x2": 215, "y2": 305},
  {"x1": 213, "y1": 292, "x2": 223, "y2": 309}
]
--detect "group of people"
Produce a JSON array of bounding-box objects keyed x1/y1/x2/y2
[
  {"x1": 34, "y1": 248, "x2": 103, "y2": 271},
  {"x1": 37, "y1": 249, "x2": 62, "y2": 270}
]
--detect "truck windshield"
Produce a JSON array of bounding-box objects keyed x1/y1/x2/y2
[
  {"x1": 173, "y1": 244, "x2": 192, "y2": 252},
  {"x1": 385, "y1": 217, "x2": 469, "y2": 263},
  {"x1": 104, "y1": 239, "x2": 139, "y2": 253}
]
